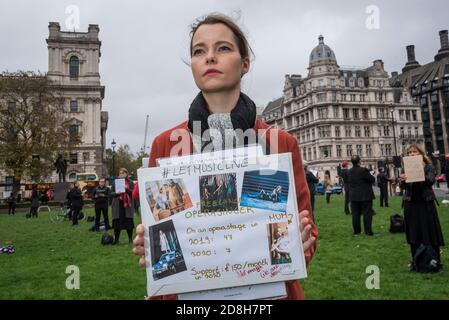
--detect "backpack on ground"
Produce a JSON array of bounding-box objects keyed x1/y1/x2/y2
[
  {"x1": 413, "y1": 244, "x2": 440, "y2": 273},
  {"x1": 389, "y1": 214, "x2": 405, "y2": 233},
  {"x1": 101, "y1": 232, "x2": 114, "y2": 245}
]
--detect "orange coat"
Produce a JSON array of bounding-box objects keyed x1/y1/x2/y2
[{"x1": 133, "y1": 119, "x2": 318, "y2": 300}]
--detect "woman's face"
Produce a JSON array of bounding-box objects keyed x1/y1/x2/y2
[
  {"x1": 191, "y1": 23, "x2": 249, "y2": 94},
  {"x1": 407, "y1": 147, "x2": 420, "y2": 157},
  {"x1": 119, "y1": 171, "x2": 128, "y2": 179}
]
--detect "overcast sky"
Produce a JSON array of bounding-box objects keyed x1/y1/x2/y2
[{"x1": 1, "y1": 0, "x2": 448, "y2": 154}]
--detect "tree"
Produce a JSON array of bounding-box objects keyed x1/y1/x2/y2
[
  {"x1": 104, "y1": 145, "x2": 148, "y2": 179},
  {"x1": 0, "y1": 71, "x2": 80, "y2": 193}
]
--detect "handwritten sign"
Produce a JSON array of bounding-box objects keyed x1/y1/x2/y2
[
  {"x1": 403, "y1": 155, "x2": 425, "y2": 183},
  {"x1": 138, "y1": 153, "x2": 306, "y2": 297}
]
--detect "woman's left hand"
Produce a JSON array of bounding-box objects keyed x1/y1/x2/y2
[{"x1": 299, "y1": 210, "x2": 316, "y2": 252}]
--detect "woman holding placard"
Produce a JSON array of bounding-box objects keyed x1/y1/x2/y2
[
  {"x1": 399, "y1": 144, "x2": 444, "y2": 272},
  {"x1": 132, "y1": 13, "x2": 317, "y2": 299},
  {"x1": 111, "y1": 168, "x2": 135, "y2": 245}
]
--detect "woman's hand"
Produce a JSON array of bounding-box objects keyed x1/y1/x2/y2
[
  {"x1": 299, "y1": 210, "x2": 316, "y2": 252},
  {"x1": 399, "y1": 174, "x2": 407, "y2": 182},
  {"x1": 132, "y1": 224, "x2": 146, "y2": 267}
]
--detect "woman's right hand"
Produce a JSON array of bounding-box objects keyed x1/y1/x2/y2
[
  {"x1": 399, "y1": 174, "x2": 407, "y2": 182},
  {"x1": 132, "y1": 224, "x2": 146, "y2": 267}
]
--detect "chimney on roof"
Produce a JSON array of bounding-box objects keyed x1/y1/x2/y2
[
  {"x1": 402, "y1": 45, "x2": 420, "y2": 73},
  {"x1": 435, "y1": 30, "x2": 449, "y2": 61},
  {"x1": 48, "y1": 22, "x2": 60, "y2": 38}
]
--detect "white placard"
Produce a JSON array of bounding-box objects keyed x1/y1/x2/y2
[
  {"x1": 114, "y1": 178, "x2": 126, "y2": 193},
  {"x1": 403, "y1": 155, "x2": 425, "y2": 183},
  {"x1": 138, "y1": 153, "x2": 306, "y2": 297}
]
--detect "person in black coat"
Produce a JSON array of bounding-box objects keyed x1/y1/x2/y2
[
  {"x1": 441, "y1": 154, "x2": 449, "y2": 192},
  {"x1": 339, "y1": 160, "x2": 351, "y2": 215},
  {"x1": 67, "y1": 182, "x2": 84, "y2": 226},
  {"x1": 348, "y1": 155, "x2": 375, "y2": 235},
  {"x1": 7, "y1": 192, "x2": 17, "y2": 215},
  {"x1": 304, "y1": 161, "x2": 318, "y2": 215},
  {"x1": 111, "y1": 168, "x2": 135, "y2": 244},
  {"x1": 376, "y1": 167, "x2": 389, "y2": 207},
  {"x1": 399, "y1": 144, "x2": 445, "y2": 272},
  {"x1": 92, "y1": 178, "x2": 111, "y2": 231}
]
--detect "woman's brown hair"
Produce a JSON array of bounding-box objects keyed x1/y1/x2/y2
[
  {"x1": 189, "y1": 13, "x2": 254, "y2": 60},
  {"x1": 406, "y1": 144, "x2": 431, "y2": 164}
]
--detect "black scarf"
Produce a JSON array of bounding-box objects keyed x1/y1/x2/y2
[{"x1": 187, "y1": 92, "x2": 259, "y2": 152}]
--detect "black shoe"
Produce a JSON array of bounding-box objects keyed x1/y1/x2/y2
[
  {"x1": 408, "y1": 262, "x2": 416, "y2": 272},
  {"x1": 366, "y1": 232, "x2": 374, "y2": 236}
]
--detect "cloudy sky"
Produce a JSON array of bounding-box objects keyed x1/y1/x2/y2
[{"x1": 1, "y1": 0, "x2": 448, "y2": 154}]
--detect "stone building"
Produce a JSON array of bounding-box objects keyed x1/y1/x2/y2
[
  {"x1": 393, "y1": 30, "x2": 449, "y2": 171},
  {"x1": 0, "y1": 22, "x2": 108, "y2": 197},
  {"x1": 260, "y1": 35, "x2": 423, "y2": 179}
]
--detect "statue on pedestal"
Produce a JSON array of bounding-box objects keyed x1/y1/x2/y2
[{"x1": 54, "y1": 153, "x2": 68, "y2": 182}]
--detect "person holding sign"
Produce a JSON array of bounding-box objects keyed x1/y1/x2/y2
[
  {"x1": 399, "y1": 144, "x2": 445, "y2": 272},
  {"x1": 111, "y1": 168, "x2": 135, "y2": 244},
  {"x1": 132, "y1": 13, "x2": 317, "y2": 299}
]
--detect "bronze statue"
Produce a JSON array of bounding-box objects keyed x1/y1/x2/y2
[{"x1": 54, "y1": 153, "x2": 68, "y2": 182}]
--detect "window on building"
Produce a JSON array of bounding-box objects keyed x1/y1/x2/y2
[
  {"x1": 407, "y1": 127, "x2": 412, "y2": 137},
  {"x1": 421, "y1": 96, "x2": 428, "y2": 106},
  {"x1": 331, "y1": 79, "x2": 336, "y2": 87},
  {"x1": 341, "y1": 94, "x2": 347, "y2": 101},
  {"x1": 380, "y1": 144, "x2": 385, "y2": 156},
  {"x1": 364, "y1": 126, "x2": 370, "y2": 137},
  {"x1": 313, "y1": 147, "x2": 317, "y2": 159},
  {"x1": 69, "y1": 56, "x2": 79, "y2": 78},
  {"x1": 320, "y1": 146, "x2": 332, "y2": 158},
  {"x1": 70, "y1": 153, "x2": 78, "y2": 164},
  {"x1": 317, "y1": 93, "x2": 326, "y2": 102},
  {"x1": 346, "y1": 145, "x2": 353, "y2": 157},
  {"x1": 415, "y1": 127, "x2": 419, "y2": 137},
  {"x1": 351, "y1": 94, "x2": 356, "y2": 102},
  {"x1": 306, "y1": 129, "x2": 310, "y2": 141},
  {"x1": 360, "y1": 95, "x2": 365, "y2": 102},
  {"x1": 311, "y1": 128, "x2": 315, "y2": 139},
  {"x1": 349, "y1": 79, "x2": 354, "y2": 87},
  {"x1": 399, "y1": 110, "x2": 405, "y2": 121},
  {"x1": 69, "y1": 124, "x2": 79, "y2": 142},
  {"x1": 70, "y1": 100, "x2": 78, "y2": 112},
  {"x1": 5, "y1": 176, "x2": 14, "y2": 192},
  {"x1": 319, "y1": 79, "x2": 324, "y2": 87},
  {"x1": 355, "y1": 126, "x2": 361, "y2": 137},
  {"x1": 336, "y1": 145, "x2": 342, "y2": 157},
  {"x1": 386, "y1": 144, "x2": 392, "y2": 156},
  {"x1": 366, "y1": 144, "x2": 372, "y2": 157},
  {"x1": 412, "y1": 110, "x2": 417, "y2": 121},
  {"x1": 333, "y1": 106, "x2": 339, "y2": 118},
  {"x1": 431, "y1": 93, "x2": 438, "y2": 104},
  {"x1": 353, "y1": 109, "x2": 359, "y2": 120},
  {"x1": 345, "y1": 126, "x2": 352, "y2": 137},
  {"x1": 335, "y1": 126, "x2": 341, "y2": 137},
  {"x1": 362, "y1": 108, "x2": 369, "y2": 119},
  {"x1": 308, "y1": 148, "x2": 312, "y2": 160},
  {"x1": 383, "y1": 126, "x2": 390, "y2": 136},
  {"x1": 356, "y1": 144, "x2": 363, "y2": 156},
  {"x1": 400, "y1": 127, "x2": 404, "y2": 137},
  {"x1": 305, "y1": 113, "x2": 309, "y2": 123},
  {"x1": 405, "y1": 110, "x2": 411, "y2": 121},
  {"x1": 318, "y1": 107, "x2": 328, "y2": 119},
  {"x1": 343, "y1": 108, "x2": 350, "y2": 120}
]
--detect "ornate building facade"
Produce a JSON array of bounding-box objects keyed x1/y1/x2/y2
[
  {"x1": 0, "y1": 22, "x2": 108, "y2": 197},
  {"x1": 261, "y1": 35, "x2": 423, "y2": 179},
  {"x1": 46, "y1": 22, "x2": 108, "y2": 182}
]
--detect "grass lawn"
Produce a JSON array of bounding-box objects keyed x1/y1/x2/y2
[{"x1": 0, "y1": 195, "x2": 448, "y2": 300}]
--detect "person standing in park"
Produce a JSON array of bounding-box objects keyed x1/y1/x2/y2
[
  {"x1": 67, "y1": 181, "x2": 83, "y2": 226},
  {"x1": 304, "y1": 161, "x2": 318, "y2": 214},
  {"x1": 30, "y1": 188, "x2": 40, "y2": 218},
  {"x1": 323, "y1": 170, "x2": 332, "y2": 204},
  {"x1": 7, "y1": 192, "x2": 16, "y2": 215},
  {"x1": 348, "y1": 155, "x2": 375, "y2": 236},
  {"x1": 92, "y1": 178, "x2": 111, "y2": 231},
  {"x1": 111, "y1": 168, "x2": 135, "y2": 244},
  {"x1": 377, "y1": 167, "x2": 389, "y2": 207},
  {"x1": 131, "y1": 13, "x2": 317, "y2": 300},
  {"x1": 399, "y1": 144, "x2": 445, "y2": 272},
  {"x1": 339, "y1": 161, "x2": 351, "y2": 215}
]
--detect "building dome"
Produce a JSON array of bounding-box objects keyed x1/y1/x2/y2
[{"x1": 309, "y1": 35, "x2": 337, "y2": 66}]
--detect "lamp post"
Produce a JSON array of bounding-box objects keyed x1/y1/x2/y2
[
  {"x1": 111, "y1": 139, "x2": 117, "y2": 179},
  {"x1": 390, "y1": 106, "x2": 399, "y2": 179}
]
